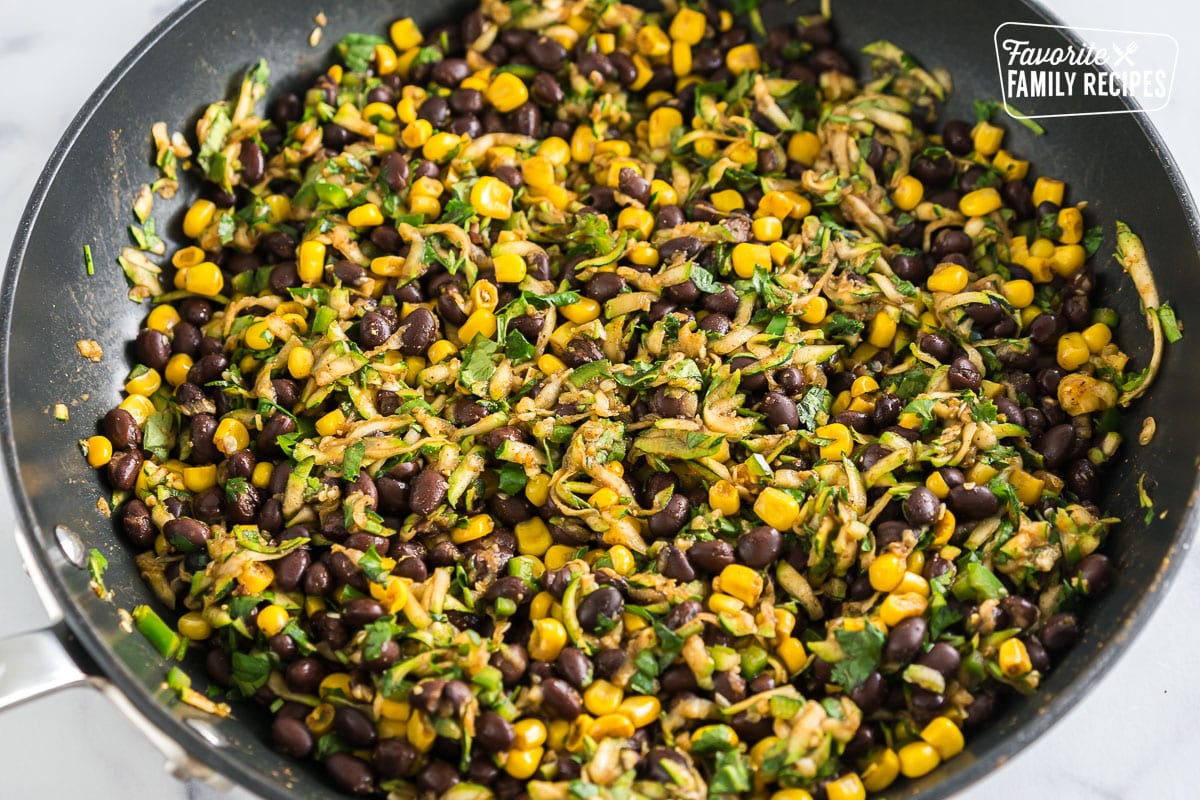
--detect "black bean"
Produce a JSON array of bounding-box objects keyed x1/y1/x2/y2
[
  {"x1": 641, "y1": 747, "x2": 689, "y2": 782},
  {"x1": 329, "y1": 552, "x2": 367, "y2": 592},
  {"x1": 884, "y1": 616, "x2": 928, "y2": 664},
  {"x1": 541, "y1": 677, "x2": 583, "y2": 719},
  {"x1": 891, "y1": 252, "x2": 928, "y2": 283},
  {"x1": 843, "y1": 723, "x2": 879, "y2": 761},
  {"x1": 943, "y1": 120, "x2": 974, "y2": 155},
  {"x1": 1041, "y1": 612, "x2": 1080, "y2": 653},
  {"x1": 699, "y1": 312, "x2": 731, "y2": 335},
  {"x1": 873, "y1": 393, "x2": 903, "y2": 428},
  {"x1": 1000, "y1": 595, "x2": 1040, "y2": 631},
  {"x1": 417, "y1": 95, "x2": 450, "y2": 127},
  {"x1": 381, "y1": 151, "x2": 410, "y2": 192},
  {"x1": 994, "y1": 397, "x2": 1024, "y2": 426},
  {"x1": 238, "y1": 140, "x2": 265, "y2": 183},
  {"x1": 658, "y1": 235, "x2": 704, "y2": 262},
  {"x1": 284, "y1": 657, "x2": 325, "y2": 694},
  {"x1": 272, "y1": 715, "x2": 314, "y2": 758},
  {"x1": 475, "y1": 710, "x2": 515, "y2": 754},
  {"x1": 395, "y1": 306, "x2": 437, "y2": 355},
  {"x1": 256, "y1": 413, "x2": 296, "y2": 459},
  {"x1": 120, "y1": 499, "x2": 154, "y2": 549},
  {"x1": 260, "y1": 231, "x2": 296, "y2": 260},
  {"x1": 512, "y1": 102, "x2": 541, "y2": 137},
  {"x1": 737, "y1": 526, "x2": 783, "y2": 568},
  {"x1": 773, "y1": 367, "x2": 803, "y2": 396},
  {"x1": 334, "y1": 706, "x2": 378, "y2": 748},
  {"x1": 577, "y1": 586, "x2": 623, "y2": 633},
  {"x1": 658, "y1": 545, "x2": 694, "y2": 582},
  {"x1": 556, "y1": 647, "x2": 593, "y2": 690},
  {"x1": 759, "y1": 391, "x2": 799, "y2": 432},
  {"x1": 648, "y1": 493, "x2": 690, "y2": 537},
  {"x1": 102, "y1": 408, "x2": 141, "y2": 450},
  {"x1": 655, "y1": 205, "x2": 686, "y2": 230},
  {"x1": 712, "y1": 670, "x2": 746, "y2": 703},
  {"x1": 617, "y1": 167, "x2": 652, "y2": 206},
  {"x1": 358, "y1": 310, "x2": 393, "y2": 349},
  {"x1": 703, "y1": 287, "x2": 739, "y2": 317},
  {"x1": 272, "y1": 378, "x2": 299, "y2": 408},
  {"x1": 1038, "y1": 423, "x2": 1076, "y2": 469},
  {"x1": 134, "y1": 328, "x2": 171, "y2": 371},
  {"x1": 1029, "y1": 313, "x2": 1066, "y2": 347},
  {"x1": 947, "y1": 485, "x2": 1000, "y2": 519},
  {"x1": 933, "y1": 228, "x2": 972, "y2": 258},
  {"x1": 104, "y1": 446, "x2": 143, "y2": 490},
  {"x1": 271, "y1": 92, "x2": 302, "y2": 125},
  {"x1": 408, "y1": 469, "x2": 448, "y2": 516},
  {"x1": 1003, "y1": 179, "x2": 1035, "y2": 219},
  {"x1": 904, "y1": 487, "x2": 941, "y2": 526},
  {"x1": 342, "y1": 597, "x2": 386, "y2": 628},
  {"x1": 326, "y1": 753, "x2": 374, "y2": 796},
  {"x1": 431, "y1": 57, "x2": 471, "y2": 88},
  {"x1": 663, "y1": 599, "x2": 701, "y2": 632},
  {"x1": 916, "y1": 643, "x2": 962, "y2": 680},
  {"x1": 527, "y1": 36, "x2": 567, "y2": 70},
  {"x1": 272, "y1": 549, "x2": 310, "y2": 593},
  {"x1": 531, "y1": 71, "x2": 564, "y2": 106},
  {"x1": 918, "y1": 332, "x2": 953, "y2": 362},
  {"x1": 959, "y1": 166, "x2": 992, "y2": 194},
  {"x1": 584, "y1": 272, "x2": 626, "y2": 303},
  {"x1": 372, "y1": 739, "x2": 418, "y2": 779},
  {"x1": 449, "y1": 88, "x2": 484, "y2": 116},
  {"x1": 687, "y1": 540, "x2": 734, "y2": 574},
  {"x1": 912, "y1": 154, "x2": 955, "y2": 185},
  {"x1": 1074, "y1": 553, "x2": 1113, "y2": 595},
  {"x1": 169, "y1": 322, "x2": 200, "y2": 358}
]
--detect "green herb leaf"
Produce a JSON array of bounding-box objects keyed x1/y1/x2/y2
[
  {"x1": 342, "y1": 441, "x2": 367, "y2": 479},
  {"x1": 359, "y1": 545, "x2": 389, "y2": 583},
  {"x1": 796, "y1": 386, "x2": 832, "y2": 431},
  {"x1": 336, "y1": 33, "x2": 388, "y2": 72},
  {"x1": 459, "y1": 336, "x2": 500, "y2": 395},
  {"x1": 830, "y1": 622, "x2": 885, "y2": 691},
  {"x1": 216, "y1": 212, "x2": 236, "y2": 245},
  {"x1": 952, "y1": 561, "x2": 1008, "y2": 602},
  {"x1": 689, "y1": 266, "x2": 722, "y2": 294},
  {"x1": 224, "y1": 476, "x2": 250, "y2": 502},
  {"x1": 974, "y1": 98, "x2": 1000, "y2": 123},
  {"x1": 143, "y1": 410, "x2": 176, "y2": 461},
  {"x1": 498, "y1": 462, "x2": 528, "y2": 496},
  {"x1": 709, "y1": 749, "x2": 752, "y2": 795},
  {"x1": 230, "y1": 651, "x2": 271, "y2": 697},
  {"x1": 1082, "y1": 225, "x2": 1104, "y2": 257},
  {"x1": 825, "y1": 313, "x2": 864, "y2": 338},
  {"x1": 928, "y1": 573, "x2": 963, "y2": 638},
  {"x1": 505, "y1": 329, "x2": 537, "y2": 363}
]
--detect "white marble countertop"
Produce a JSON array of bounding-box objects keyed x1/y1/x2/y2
[{"x1": 1, "y1": 1, "x2": 1197, "y2": 797}]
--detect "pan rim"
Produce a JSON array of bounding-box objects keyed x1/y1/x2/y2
[{"x1": 1, "y1": 1, "x2": 1198, "y2": 798}]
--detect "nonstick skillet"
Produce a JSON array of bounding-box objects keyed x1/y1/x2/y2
[{"x1": 2, "y1": 1, "x2": 1198, "y2": 798}]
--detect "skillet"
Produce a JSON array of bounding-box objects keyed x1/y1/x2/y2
[{"x1": 2, "y1": 0, "x2": 1198, "y2": 797}]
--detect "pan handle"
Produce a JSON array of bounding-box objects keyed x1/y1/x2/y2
[{"x1": 0, "y1": 622, "x2": 99, "y2": 711}]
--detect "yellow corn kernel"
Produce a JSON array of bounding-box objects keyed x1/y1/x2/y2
[
  {"x1": 373, "y1": 43, "x2": 398, "y2": 76},
  {"x1": 1001, "y1": 278, "x2": 1034, "y2": 309},
  {"x1": 771, "y1": 791, "x2": 814, "y2": 800},
  {"x1": 932, "y1": 508, "x2": 956, "y2": 546},
  {"x1": 636, "y1": 24, "x2": 670, "y2": 57},
  {"x1": 879, "y1": 592, "x2": 928, "y2": 627},
  {"x1": 1025, "y1": 256, "x2": 1053, "y2": 283},
  {"x1": 282, "y1": 346, "x2": 312, "y2": 380},
  {"x1": 262, "y1": 193, "x2": 291, "y2": 223},
  {"x1": 993, "y1": 149, "x2": 1029, "y2": 180},
  {"x1": 921, "y1": 716, "x2": 965, "y2": 760},
  {"x1": 709, "y1": 480, "x2": 741, "y2": 516},
  {"x1": 617, "y1": 206, "x2": 655, "y2": 240},
  {"x1": 182, "y1": 464, "x2": 216, "y2": 493},
  {"x1": 787, "y1": 131, "x2": 821, "y2": 165},
  {"x1": 732, "y1": 242, "x2": 771, "y2": 278},
  {"x1": 471, "y1": 176, "x2": 514, "y2": 221},
  {"x1": 707, "y1": 592, "x2": 744, "y2": 617},
  {"x1": 893, "y1": 175, "x2": 924, "y2": 211},
  {"x1": 1057, "y1": 206, "x2": 1084, "y2": 244},
  {"x1": 513, "y1": 718, "x2": 548, "y2": 750},
  {"x1": 861, "y1": 748, "x2": 901, "y2": 793},
  {"x1": 772, "y1": 608, "x2": 797, "y2": 639},
  {"x1": 390, "y1": 17, "x2": 422, "y2": 50},
  {"x1": 243, "y1": 320, "x2": 274, "y2": 351},
  {"x1": 503, "y1": 746, "x2": 543, "y2": 780},
  {"x1": 407, "y1": 710, "x2": 437, "y2": 753},
  {"x1": 250, "y1": 461, "x2": 273, "y2": 490},
  {"x1": 618, "y1": 695, "x2": 661, "y2": 728},
  {"x1": 960, "y1": 187, "x2": 1003, "y2": 217},
  {"x1": 607, "y1": 544, "x2": 635, "y2": 576},
  {"x1": 867, "y1": 309, "x2": 898, "y2": 348},
  {"x1": 315, "y1": 408, "x2": 346, "y2": 437},
  {"x1": 526, "y1": 472, "x2": 551, "y2": 506},
  {"x1": 1081, "y1": 322, "x2": 1112, "y2": 353},
  {"x1": 85, "y1": 435, "x2": 113, "y2": 468},
  {"x1": 595, "y1": 139, "x2": 632, "y2": 159},
  {"x1": 718, "y1": 564, "x2": 764, "y2": 606},
  {"x1": 927, "y1": 263, "x2": 969, "y2": 293},
  {"x1": 571, "y1": 125, "x2": 597, "y2": 163},
  {"x1": 458, "y1": 308, "x2": 497, "y2": 343},
  {"x1": 425, "y1": 339, "x2": 456, "y2": 365},
  {"x1": 726, "y1": 43, "x2": 761, "y2": 74},
  {"x1": 590, "y1": 713, "x2": 635, "y2": 740},
  {"x1": 584, "y1": 680, "x2": 624, "y2": 716},
  {"x1": 380, "y1": 699, "x2": 410, "y2": 722},
  {"x1": 752, "y1": 215, "x2": 783, "y2": 243},
  {"x1": 816, "y1": 422, "x2": 853, "y2": 460},
  {"x1": 710, "y1": 189, "x2": 744, "y2": 214},
  {"x1": 470, "y1": 280, "x2": 499, "y2": 314},
  {"x1": 898, "y1": 741, "x2": 941, "y2": 779},
  {"x1": 296, "y1": 240, "x2": 326, "y2": 284},
  {"x1": 1056, "y1": 332, "x2": 1090, "y2": 370},
  {"x1": 1028, "y1": 237, "x2": 1056, "y2": 260},
  {"x1": 1033, "y1": 176, "x2": 1065, "y2": 207},
  {"x1": 627, "y1": 242, "x2": 660, "y2": 267},
  {"x1": 238, "y1": 561, "x2": 274, "y2": 594},
  {"x1": 897, "y1": 571, "x2": 930, "y2": 597},
  {"x1": 212, "y1": 417, "x2": 249, "y2": 456},
  {"x1": 177, "y1": 611, "x2": 212, "y2": 641},
  {"x1": 182, "y1": 199, "x2": 216, "y2": 239},
  {"x1": 773, "y1": 636, "x2": 806, "y2": 674},
  {"x1": 1008, "y1": 470, "x2": 1044, "y2": 506},
  {"x1": 529, "y1": 617, "x2": 567, "y2": 661},
  {"x1": 825, "y1": 774, "x2": 866, "y2": 800},
  {"x1": 395, "y1": 95, "x2": 418, "y2": 124},
  {"x1": 425, "y1": 132, "x2": 463, "y2": 163},
  {"x1": 593, "y1": 32, "x2": 615, "y2": 54},
  {"x1": 305, "y1": 703, "x2": 336, "y2": 736},
  {"x1": 537, "y1": 353, "x2": 567, "y2": 374},
  {"x1": 521, "y1": 156, "x2": 555, "y2": 191},
  {"x1": 869, "y1": 552, "x2": 907, "y2": 592},
  {"x1": 532, "y1": 137, "x2": 568, "y2": 167},
  {"x1": 727, "y1": 140, "x2": 759, "y2": 166},
  {"x1": 641, "y1": 181, "x2": 676, "y2": 212},
  {"x1": 486, "y1": 72, "x2": 529, "y2": 113},
  {"x1": 590, "y1": 487, "x2": 620, "y2": 509},
  {"x1": 146, "y1": 304, "x2": 181, "y2": 334},
  {"x1": 162, "y1": 353, "x2": 192, "y2": 388},
  {"x1": 119, "y1": 395, "x2": 155, "y2": 426},
  {"x1": 972, "y1": 121, "x2": 1004, "y2": 156},
  {"x1": 925, "y1": 471, "x2": 951, "y2": 500},
  {"x1": 693, "y1": 137, "x2": 716, "y2": 158},
  {"x1": 648, "y1": 106, "x2": 684, "y2": 150},
  {"x1": 452, "y1": 513, "x2": 495, "y2": 544},
  {"x1": 1050, "y1": 244, "x2": 1086, "y2": 277},
  {"x1": 125, "y1": 367, "x2": 162, "y2": 397},
  {"x1": 848, "y1": 375, "x2": 877, "y2": 398},
  {"x1": 671, "y1": 41, "x2": 692, "y2": 77},
  {"x1": 184, "y1": 261, "x2": 224, "y2": 297},
  {"x1": 256, "y1": 604, "x2": 290, "y2": 638},
  {"x1": 669, "y1": 7, "x2": 707, "y2": 45},
  {"x1": 999, "y1": 637, "x2": 1032, "y2": 676},
  {"x1": 754, "y1": 487, "x2": 800, "y2": 530},
  {"x1": 401, "y1": 119, "x2": 433, "y2": 149},
  {"x1": 346, "y1": 203, "x2": 384, "y2": 227},
  {"x1": 907, "y1": 549, "x2": 926, "y2": 576},
  {"x1": 799, "y1": 295, "x2": 828, "y2": 325},
  {"x1": 408, "y1": 194, "x2": 442, "y2": 217}
]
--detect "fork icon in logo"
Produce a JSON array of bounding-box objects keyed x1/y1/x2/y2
[{"x1": 1111, "y1": 41, "x2": 1139, "y2": 67}]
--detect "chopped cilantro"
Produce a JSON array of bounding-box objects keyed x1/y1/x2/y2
[{"x1": 830, "y1": 622, "x2": 885, "y2": 691}]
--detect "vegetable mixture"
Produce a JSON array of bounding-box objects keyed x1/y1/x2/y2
[{"x1": 83, "y1": 0, "x2": 1174, "y2": 798}]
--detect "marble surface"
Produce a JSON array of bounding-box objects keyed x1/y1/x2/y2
[{"x1": 1, "y1": 1, "x2": 1197, "y2": 797}]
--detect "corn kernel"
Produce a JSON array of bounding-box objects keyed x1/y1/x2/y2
[
  {"x1": 775, "y1": 636, "x2": 807, "y2": 673},
  {"x1": 867, "y1": 309, "x2": 898, "y2": 348},
  {"x1": 815, "y1": 422, "x2": 853, "y2": 460},
  {"x1": 238, "y1": 561, "x2": 274, "y2": 594},
  {"x1": 1057, "y1": 206, "x2": 1084, "y2": 244},
  {"x1": 470, "y1": 176, "x2": 514, "y2": 221},
  {"x1": 825, "y1": 774, "x2": 866, "y2": 800},
  {"x1": 999, "y1": 637, "x2": 1033, "y2": 676},
  {"x1": 282, "y1": 345, "x2": 313, "y2": 380},
  {"x1": 584, "y1": 680, "x2": 624, "y2": 716},
  {"x1": 184, "y1": 261, "x2": 224, "y2": 297},
  {"x1": 182, "y1": 464, "x2": 216, "y2": 493},
  {"x1": 648, "y1": 107, "x2": 683, "y2": 150},
  {"x1": 711, "y1": 189, "x2": 744, "y2": 213},
  {"x1": 709, "y1": 480, "x2": 741, "y2": 516},
  {"x1": 346, "y1": 203, "x2": 384, "y2": 227},
  {"x1": 960, "y1": 187, "x2": 1003, "y2": 217},
  {"x1": 125, "y1": 367, "x2": 162, "y2": 398},
  {"x1": 529, "y1": 617, "x2": 567, "y2": 661},
  {"x1": 1033, "y1": 176, "x2": 1065, "y2": 207},
  {"x1": 928, "y1": 263, "x2": 969, "y2": 293},
  {"x1": 669, "y1": 7, "x2": 707, "y2": 45},
  {"x1": 1057, "y1": 332, "x2": 1090, "y2": 370},
  {"x1": 636, "y1": 25, "x2": 670, "y2": 57},
  {"x1": 182, "y1": 199, "x2": 216, "y2": 239},
  {"x1": 726, "y1": 43, "x2": 761, "y2": 74},
  {"x1": 972, "y1": 121, "x2": 1004, "y2": 156},
  {"x1": 921, "y1": 716, "x2": 965, "y2": 760},
  {"x1": 898, "y1": 741, "x2": 941, "y2": 778},
  {"x1": 869, "y1": 552, "x2": 907, "y2": 592},
  {"x1": 607, "y1": 544, "x2": 635, "y2": 576},
  {"x1": 458, "y1": 308, "x2": 497, "y2": 343},
  {"x1": 893, "y1": 175, "x2": 924, "y2": 211},
  {"x1": 719, "y1": 563, "x2": 764, "y2": 606},
  {"x1": 618, "y1": 695, "x2": 661, "y2": 728},
  {"x1": 211, "y1": 417, "x2": 249, "y2": 456},
  {"x1": 407, "y1": 710, "x2": 437, "y2": 753},
  {"x1": 861, "y1": 748, "x2": 901, "y2": 792},
  {"x1": 589, "y1": 714, "x2": 635, "y2": 740},
  {"x1": 932, "y1": 509, "x2": 956, "y2": 546},
  {"x1": 452, "y1": 513, "x2": 495, "y2": 544},
  {"x1": 671, "y1": 40, "x2": 692, "y2": 77},
  {"x1": 521, "y1": 156, "x2": 555, "y2": 191},
  {"x1": 177, "y1": 611, "x2": 212, "y2": 641},
  {"x1": 538, "y1": 354, "x2": 567, "y2": 374},
  {"x1": 1002, "y1": 278, "x2": 1034, "y2": 308},
  {"x1": 85, "y1": 435, "x2": 113, "y2": 468},
  {"x1": 799, "y1": 295, "x2": 828, "y2": 325},
  {"x1": 423, "y1": 132, "x2": 462, "y2": 163},
  {"x1": 1081, "y1": 322, "x2": 1112, "y2": 353},
  {"x1": 486, "y1": 72, "x2": 529, "y2": 113},
  {"x1": 145, "y1": 305, "x2": 181, "y2": 336},
  {"x1": 401, "y1": 119, "x2": 433, "y2": 149},
  {"x1": 649, "y1": 179, "x2": 678, "y2": 208},
  {"x1": 119, "y1": 395, "x2": 155, "y2": 426},
  {"x1": 879, "y1": 592, "x2": 928, "y2": 626},
  {"x1": 1050, "y1": 244, "x2": 1086, "y2": 277},
  {"x1": 161, "y1": 353, "x2": 192, "y2": 388},
  {"x1": 256, "y1": 604, "x2": 290, "y2": 638},
  {"x1": 754, "y1": 487, "x2": 800, "y2": 530},
  {"x1": 993, "y1": 150, "x2": 1029, "y2": 179},
  {"x1": 772, "y1": 790, "x2": 815, "y2": 800},
  {"x1": 389, "y1": 17, "x2": 422, "y2": 50},
  {"x1": 526, "y1": 472, "x2": 551, "y2": 506},
  {"x1": 732, "y1": 242, "x2": 771, "y2": 278},
  {"x1": 787, "y1": 131, "x2": 821, "y2": 166},
  {"x1": 513, "y1": 717, "x2": 547, "y2": 750},
  {"x1": 708, "y1": 592, "x2": 745, "y2": 616},
  {"x1": 315, "y1": 408, "x2": 346, "y2": 437},
  {"x1": 503, "y1": 747, "x2": 544, "y2": 780},
  {"x1": 295, "y1": 240, "x2": 326, "y2": 284},
  {"x1": 426, "y1": 339, "x2": 457, "y2": 364},
  {"x1": 617, "y1": 206, "x2": 655, "y2": 239},
  {"x1": 752, "y1": 215, "x2": 783, "y2": 242},
  {"x1": 251, "y1": 461, "x2": 273, "y2": 489},
  {"x1": 628, "y1": 242, "x2": 660, "y2": 266}
]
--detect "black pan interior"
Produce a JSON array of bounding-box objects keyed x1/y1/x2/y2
[{"x1": 3, "y1": 1, "x2": 1198, "y2": 798}]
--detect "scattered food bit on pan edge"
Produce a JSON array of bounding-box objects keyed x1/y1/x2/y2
[{"x1": 82, "y1": 0, "x2": 1175, "y2": 797}]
